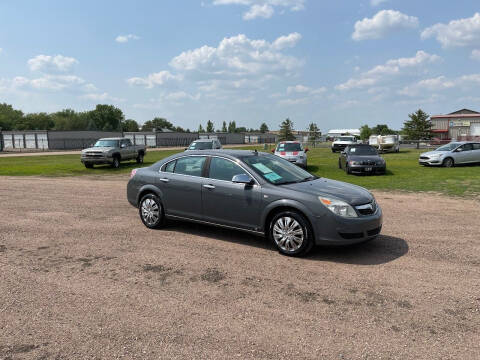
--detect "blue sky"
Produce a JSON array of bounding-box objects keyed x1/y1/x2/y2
[{"x1": 1, "y1": 0, "x2": 479, "y2": 132}]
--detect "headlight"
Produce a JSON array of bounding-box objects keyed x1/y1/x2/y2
[
  {"x1": 319, "y1": 197, "x2": 358, "y2": 218},
  {"x1": 349, "y1": 161, "x2": 360, "y2": 165}
]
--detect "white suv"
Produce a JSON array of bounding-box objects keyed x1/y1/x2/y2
[{"x1": 332, "y1": 136, "x2": 357, "y2": 153}]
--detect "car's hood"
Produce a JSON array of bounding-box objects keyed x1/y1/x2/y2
[
  {"x1": 281, "y1": 178, "x2": 373, "y2": 205},
  {"x1": 420, "y1": 150, "x2": 446, "y2": 157},
  {"x1": 334, "y1": 141, "x2": 355, "y2": 144},
  {"x1": 82, "y1": 147, "x2": 114, "y2": 152},
  {"x1": 348, "y1": 155, "x2": 383, "y2": 162}
]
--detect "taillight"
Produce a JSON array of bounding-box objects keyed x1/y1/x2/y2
[{"x1": 130, "y1": 169, "x2": 137, "y2": 178}]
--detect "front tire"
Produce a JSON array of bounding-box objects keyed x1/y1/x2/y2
[
  {"x1": 112, "y1": 157, "x2": 120, "y2": 169},
  {"x1": 136, "y1": 153, "x2": 144, "y2": 164},
  {"x1": 139, "y1": 194, "x2": 165, "y2": 229},
  {"x1": 84, "y1": 163, "x2": 93, "y2": 169},
  {"x1": 269, "y1": 211, "x2": 313, "y2": 256},
  {"x1": 443, "y1": 157, "x2": 454, "y2": 168}
]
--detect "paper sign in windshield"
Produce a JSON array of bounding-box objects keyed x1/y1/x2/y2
[{"x1": 252, "y1": 163, "x2": 282, "y2": 182}]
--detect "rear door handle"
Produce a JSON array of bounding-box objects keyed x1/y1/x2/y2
[
  {"x1": 203, "y1": 184, "x2": 215, "y2": 189},
  {"x1": 159, "y1": 178, "x2": 170, "y2": 183}
]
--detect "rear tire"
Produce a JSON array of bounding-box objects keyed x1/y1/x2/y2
[
  {"x1": 112, "y1": 157, "x2": 120, "y2": 169},
  {"x1": 84, "y1": 163, "x2": 93, "y2": 169},
  {"x1": 139, "y1": 194, "x2": 165, "y2": 229},
  {"x1": 269, "y1": 211, "x2": 314, "y2": 257},
  {"x1": 443, "y1": 157, "x2": 454, "y2": 168}
]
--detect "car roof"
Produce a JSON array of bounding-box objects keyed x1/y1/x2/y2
[
  {"x1": 278, "y1": 141, "x2": 300, "y2": 143},
  {"x1": 193, "y1": 139, "x2": 217, "y2": 142},
  {"x1": 98, "y1": 137, "x2": 124, "y2": 141}
]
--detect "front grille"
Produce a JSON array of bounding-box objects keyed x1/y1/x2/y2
[
  {"x1": 355, "y1": 201, "x2": 376, "y2": 216},
  {"x1": 360, "y1": 160, "x2": 376, "y2": 165},
  {"x1": 85, "y1": 153, "x2": 104, "y2": 158},
  {"x1": 420, "y1": 156, "x2": 429, "y2": 160}
]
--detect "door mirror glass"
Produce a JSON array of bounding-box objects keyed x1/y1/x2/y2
[
  {"x1": 232, "y1": 174, "x2": 254, "y2": 185},
  {"x1": 120, "y1": 143, "x2": 126, "y2": 148}
]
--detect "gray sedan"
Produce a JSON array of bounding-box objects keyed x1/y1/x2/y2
[
  {"x1": 127, "y1": 150, "x2": 382, "y2": 256},
  {"x1": 419, "y1": 141, "x2": 480, "y2": 167}
]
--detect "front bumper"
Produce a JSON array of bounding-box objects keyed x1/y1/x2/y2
[
  {"x1": 419, "y1": 158, "x2": 442, "y2": 166},
  {"x1": 311, "y1": 206, "x2": 383, "y2": 245},
  {"x1": 81, "y1": 156, "x2": 113, "y2": 165},
  {"x1": 348, "y1": 164, "x2": 386, "y2": 174}
]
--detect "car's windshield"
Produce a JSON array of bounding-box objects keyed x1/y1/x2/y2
[
  {"x1": 436, "y1": 142, "x2": 461, "y2": 151},
  {"x1": 276, "y1": 143, "x2": 302, "y2": 152},
  {"x1": 348, "y1": 146, "x2": 378, "y2": 155},
  {"x1": 337, "y1": 137, "x2": 355, "y2": 142},
  {"x1": 189, "y1": 141, "x2": 213, "y2": 150},
  {"x1": 94, "y1": 140, "x2": 119, "y2": 147},
  {"x1": 241, "y1": 154, "x2": 315, "y2": 185}
]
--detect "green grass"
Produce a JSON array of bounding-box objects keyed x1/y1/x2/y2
[{"x1": 1, "y1": 146, "x2": 479, "y2": 197}]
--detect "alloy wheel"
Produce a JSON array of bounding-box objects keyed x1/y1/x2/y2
[
  {"x1": 272, "y1": 216, "x2": 304, "y2": 252},
  {"x1": 141, "y1": 198, "x2": 160, "y2": 226}
]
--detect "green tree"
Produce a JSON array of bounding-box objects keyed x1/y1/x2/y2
[
  {"x1": 206, "y1": 120, "x2": 214, "y2": 133},
  {"x1": 122, "y1": 119, "x2": 140, "y2": 132},
  {"x1": 87, "y1": 104, "x2": 124, "y2": 131},
  {"x1": 403, "y1": 109, "x2": 432, "y2": 148},
  {"x1": 278, "y1": 118, "x2": 295, "y2": 141},
  {"x1": 360, "y1": 125, "x2": 372, "y2": 141},
  {"x1": 372, "y1": 124, "x2": 397, "y2": 136},
  {"x1": 142, "y1": 117, "x2": 173, "y2": 131},
  {"x1": 198, "y1": 124, "x2": 205, "y2": 133},
  {"x1": 259, "y1": 122, "x2": 269, "y2": 133},
  {"x1": 227, "y1": 121, "x2": 236, "y2": 133},
  {"x1": 308, "y1": 122, "x2": 321, "y2": 143},
  {"x1": 221, "y1": 121, "x2": 227, "y2": 132},
  {"x1": 236, "y1": 126, "x2": 247, "y2": 133},
  {"x1": 0, "y1": 103, "x2": 23, "y2": 131},
  {"x1": 17, "y1": 113, "x2": 54, "y2": 130}
]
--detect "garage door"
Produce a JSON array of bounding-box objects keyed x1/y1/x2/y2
[{"x1": 471, "y1": 123, "x2": 480, "y2": 136}]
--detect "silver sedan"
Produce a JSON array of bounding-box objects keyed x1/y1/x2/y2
[{"x1": 419, "y1": 141, "x2": 480, "y2": 167}]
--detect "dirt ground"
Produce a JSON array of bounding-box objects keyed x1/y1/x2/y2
[{"x1": 0, "y1": 176, "x2": 479, "y2": 360}]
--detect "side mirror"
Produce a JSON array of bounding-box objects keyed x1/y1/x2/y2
[
  {"x1": 455, "y1": 148, "x2": 463, "y2": 152},
  {"x1": 232, "y1": 174, "x2": 254, "y2": 185},
  {"x1": 271, "y1": 149, "x2": 275, "y2": 153},
  {"x1": 120, "y1": 144, "x2": 126, "y2": 148},
  {"x1": 304, "y1": 148, "x2": 309, "y2": 153}
]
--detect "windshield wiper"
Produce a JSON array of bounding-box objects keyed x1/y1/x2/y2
[{"x1": 299, "y1": 176, "x2": 316, "y2": 183}]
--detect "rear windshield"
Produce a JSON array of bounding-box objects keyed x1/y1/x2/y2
[
  {"x1": 276, "y1": 143, "x2": 302, "y2": 152},
  {"x1": 189, "y1": 141, "x2": 213, "y2": 150},
  {"x1": 348, "y1": 146, "x2": 378, "y2": 155}
]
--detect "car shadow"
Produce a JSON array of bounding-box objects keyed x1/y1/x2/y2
[{"x1": 164, "y1": 220, "x2": 408, "y2": 265}]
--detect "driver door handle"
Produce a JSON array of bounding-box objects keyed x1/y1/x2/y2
[
  {"x1": 203, "y1": 184, "x2": 215, "y2": 189},
  {"x1": 159, "y1": 178, "x2": 170, "y2": 183}
]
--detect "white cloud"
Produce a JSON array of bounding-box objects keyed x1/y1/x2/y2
[
  {"x1": 370, "y1": 0, "x2": 388, "y2": 6},
  {"x1": 421, "y1": 13, "x2": 480, "y2": 48},
  {"x1": 336, "y1": 50, "x2": 441, "y2": 91},
  {"x1": 115, "y1": 34, "x2": 140, "y2": 43},
  {"x1": 27, "y1": 54, "x2": 78, "y2": 73},
  {"x1": 471, "y1": 49, "x2": 480, "y2": 61},
  {"x1": 352, "y1": 10, "x2": 419, "y2": 41},
  {"x1": 287, "y1": 84, "x2": 310, "y2": 93},
  {"x1": 212, "y1": 0, "x2": 305, "y2": 20},
  {"x1": 82, "y1": 92, "x2": 124, "y2": 102},
  {"x1": 127, "y1": 71, "x2": 179, "y2": 88},
  {"x1": 243, "y1": 4, "x2": 274, "y2": 20},
  {"x1": 169, "y1": 33, "x2": 303, "y2": 76},
  {"x1": 399, "y1": 74, "x2": 480, "y2": 96}
]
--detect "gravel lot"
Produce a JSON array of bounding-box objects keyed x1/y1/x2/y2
[{"x1": 0, "y1": 176, "x2": 479, "y2": 359}]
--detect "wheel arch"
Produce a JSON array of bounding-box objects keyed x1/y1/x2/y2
[
  {"x1": 136, "y1": 184, "x2": 164, "y2": 208},
  {"x1": 261, "y1": 200, "x2": 315, "y2": 237}
]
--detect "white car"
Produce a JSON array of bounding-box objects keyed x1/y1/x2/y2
[
  {"x1": 419, "y1": 141, "x2": 480, "y2": 167},
  {"x1": 332, "y1": 136, "x2": 357, "y2": 153},
  {"x1": 272, "y1": 141, "x2": 309, "y2": 168}
]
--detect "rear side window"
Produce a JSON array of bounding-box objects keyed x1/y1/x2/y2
[
  {"x1": 208, "y1": 157, "x2": 246, "y2": 181},
  {"x1": 164, "y1": 160, "x2": 176, "y2": 173},
  {"x1": 472, "y1": 143, "x2": 480, "y2": 150},
  {"x1": 173, "y1": 156, "x2": 206, "y2": 177}
]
